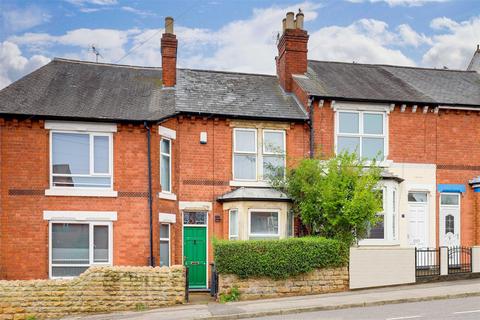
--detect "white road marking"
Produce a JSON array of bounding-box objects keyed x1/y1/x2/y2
[
  {"x1": 453, "y1": 309, "x2": 480, "y2": 315},
  {"x1": 386, "y1": 316, "x2": 423, "y2": 320}
]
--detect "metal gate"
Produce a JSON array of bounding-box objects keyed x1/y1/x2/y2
[
  {"x1": 448, "y1": 246, "x2": 472, "y2": 274},
  {"x1": 415, "y1": 247, "x2": 440, "y2": 278}
]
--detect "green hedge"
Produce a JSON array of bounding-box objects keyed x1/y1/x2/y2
[{"x1": 213, "y1": 237, "x2": 348, "y2": 279}]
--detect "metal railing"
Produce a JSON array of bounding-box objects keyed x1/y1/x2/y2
[
  {"x1": 210, "y1": 263, "x2": 219, "y2": 297},
  {"x1": 448, "y1": 246, "x2": 472, "y2": 274},
  {"x1": 415, "y1": 247, "x2": 440, "y2": 278},
  {"x1": 185, "y1": 267, "x2": 189, "y2": 303}
]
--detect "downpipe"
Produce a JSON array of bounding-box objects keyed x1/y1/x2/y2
[{"x1": 144, "y1": 121, "x2": 154, "y2": 267}]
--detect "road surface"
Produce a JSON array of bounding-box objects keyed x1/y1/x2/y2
[{"x1": 248, "y1": 296, "x2": 480, "y2": 320}]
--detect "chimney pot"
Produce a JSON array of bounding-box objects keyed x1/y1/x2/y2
[
  {"x1": 165, "y1": 16, "x2": 174, "y2": 34},
  {"x1": 282, "y1": 18, "x2": 286, "y2": 33},
  {"x1": 295, "y1": 12, "x2": 304, "y2": 30},
  {"x1": 286, "y1": 12, "x2": 295, "y2": 29}
]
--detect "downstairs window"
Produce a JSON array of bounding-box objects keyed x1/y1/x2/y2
[{"x1": 50, "y1": 222, "x2": 112, "y2": 278}]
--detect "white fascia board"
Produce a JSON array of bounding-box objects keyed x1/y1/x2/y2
[
  {"x1": 43, "y1": 211, "x2": 117, "y2": 221},
  {"x1": 333, "y1": 101, "x2": 392, "y2": 113},
  {"x1": 159, "y1": 213, "x2": 176, "y2": 223},
  {"x1": 45, "y1": 121, "x2": 117, "y2": 133},
  {"x1": 158, "y1": 126, "x2": 176, "y2": 139}
]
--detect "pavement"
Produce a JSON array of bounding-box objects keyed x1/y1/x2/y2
[{"x1": 63, "y1": 278, "x2": 480, "y2": 320}]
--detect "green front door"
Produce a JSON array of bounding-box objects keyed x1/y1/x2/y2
[{"x1": 183, "y1": 227, "x2": 207, "y2": 289}]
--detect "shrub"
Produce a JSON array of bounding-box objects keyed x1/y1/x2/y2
[
  {"x1": 214, "y1": 237, "x2": 348, "y2": 279},
  {"x1": 270, "y1": 152, "x2": 382, "y2": 245},
  {"x1": 219, "y1": 286, "x2": 240, "y2": 303}
]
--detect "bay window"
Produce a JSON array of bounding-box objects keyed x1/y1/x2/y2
[
  {"x1": 51, "y1": 132, "x2": 112, "y2": 188},
  {"x1": 249, "y1": 210, "x2": 279, "y2": 240},
  {"x1": 229, "y1": 209, "x2": 239, "y2": 240},
  {"x1": 233, "y1": 128, "x2": 286, "y2": 181},
  {"x1": 363, "y1": 182, "x2": 399, "y2": 243},
  {"x1": 50, "y1": 222, "x2": 112, "y2": 278},
  {"x1": 336, "y1": 111, "x2": 386, "y2": 160}
]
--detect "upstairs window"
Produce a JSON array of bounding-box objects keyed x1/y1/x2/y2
[
  {"x1": 51, "y1": 132, "x2": 112, "y2": 188},
  {"x1": 233, "y1": 129, "x2": 257, "y2": 180},
  {"x1": 233, "y1": 128, "x2": 285, "y2": 181},
  {"x1": 263, "y1": 130, "x2": 286, "y2": 179},
  {"x1": 160, "y1": 138, "x2": 172, "y2": 193},
  {"x1": 336, "y1": 111, "x2": 385, "y2": 160}
]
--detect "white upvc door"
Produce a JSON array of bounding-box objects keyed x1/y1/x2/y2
[
  {"x1": 407, "y1": 192, "x2": 428, "y2": 248},
  {"x1": 439, "y1": 193, "x2": 461, "y2": 248},
  {"x1": 407, "y1": 203, "x2": 428, "y2": 248}
]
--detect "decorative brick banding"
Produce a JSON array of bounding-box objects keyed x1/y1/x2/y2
[
  {"x1": 218, "y1": 267, "x2": 348, "y2": 300},
  {"x1": 0, "y1": 265, "x2": 185, "y2": 319}
]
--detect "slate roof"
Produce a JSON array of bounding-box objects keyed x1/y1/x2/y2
[
  {"x1": 294, "y1": 60, "x2": 480, "y2": 107},
  {"x1": 0, "y1": 58, "x2": 307, "y2": 122},
  {"x1": 217, "y1": 187, "x2": 291, "y2": 202}
]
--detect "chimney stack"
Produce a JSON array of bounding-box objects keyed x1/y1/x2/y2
[
  {"x1": 161, "y1": 16, "x2": 178, "y2": 87},
  {"x1": 276, "y1": 10, "x2": 309, "y2": 92}
]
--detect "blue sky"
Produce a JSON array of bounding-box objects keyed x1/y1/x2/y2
[{"x1": 0, "y1": 0, "x2": 479, "y2": 89}]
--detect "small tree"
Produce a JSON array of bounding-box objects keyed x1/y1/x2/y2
[{"x1": 270, "y1": 152, "x2": 383, "y2": 245}]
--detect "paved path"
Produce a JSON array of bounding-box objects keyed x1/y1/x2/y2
[
  {"x1": 64, "y1": 278, "x2": 480, "y2": 320},
  {"x1": 251, "y1": 296, "x2": 480, "y2": 320}
]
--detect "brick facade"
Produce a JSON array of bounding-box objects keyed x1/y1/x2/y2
[{"x1": 0, "y1": 116, "x2": 309, "y2": 280}]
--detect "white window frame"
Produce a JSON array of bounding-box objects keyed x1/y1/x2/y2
[
  {"x1": 359, "y1": 181, "x2": 399, "y2": 245},
  {"x1": 262, "y1": 129, "x2": 286, "y2": 180},
  {"x1": 159, "y1": 223, "x2": 171, "y2": 267},
  {"x1": 233, "y1": 128, "x2": 258, "y2": 181},
  {"x1": 287, "y1": 210, "x2": 295, "y2": 238},
  {"x1": 48, "y1": 130, "x2": 114, "y2": 191},
  {"x1": 229, "y1": 209, "x2": 239, "y2": 240},
  {"x1": 335, "y1": 110, "x2": 388, "y2": 160},
  {"x1": 49, "y1": 220, "x2": 113, "y2": 279},
  {"x1": 160, "y1": 138, "x2": 172, "y2": 193},
  {"x1": 248, "y1": 209, "x2": 280, "y2": 239},
  {"x1": 232, "y1": 128, "x2": 287, "y2": 182}
]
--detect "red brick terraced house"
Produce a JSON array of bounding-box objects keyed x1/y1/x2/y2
[{"x1": 1, "y1": 12, "x2": 480, "y2": 288}]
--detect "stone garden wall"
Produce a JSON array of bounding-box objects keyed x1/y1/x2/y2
[
  {"x1": 0, "y1": 265, "x2": 185, "y2": 319},
  {"x1": 218, "y1": 267, "x2": 348, "y2": 300}
]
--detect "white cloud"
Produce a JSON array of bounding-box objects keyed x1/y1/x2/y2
[
  {"x1": 0, "y1": 41, "x2": 50, "y2": 89},
  {"x1": 397, "y1": 24, "x2": 432, "y2": 46},
  {"x1": 423, "y1": 16, "x2": 480, "y2": 69},
  {"x1": 1, "y1": 6, "x2": 51, "y2": 32},
  {"x1": 308, "y1": 19, "x2": 415, "y2": 66},
  {"x1": 66, "y1": 0, "x2": 117, "y2": 6},
  {"x1": 121, "y1": 6, "x2": 154, "y2": 17},
  {"x1": 349, "y1": 0, "x2": 449, "y2": 6},
  {"x1": 430, "y1": 16, "x2": 459, "y2": 30}
]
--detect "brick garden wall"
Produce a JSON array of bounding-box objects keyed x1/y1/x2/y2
[
  {"x1": 0, "y1": 265, "x2": 185, "y2": 320},
  {"x1": 218, "y1": 267, "x2": 348, "y2": 300}
]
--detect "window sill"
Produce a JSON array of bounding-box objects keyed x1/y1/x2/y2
[
  {"x1": 45, "y1": 188, "x2": 118, "y2": 197},
  {"x1": 357, "y1": 239, "x2": 400, "y2": 247},
  {"x1": 158, "y1": 192, "x2": 177, "y2": 201},
  {"x1": 229, "y1": 180, "x2": 270, "y2": 187}
]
